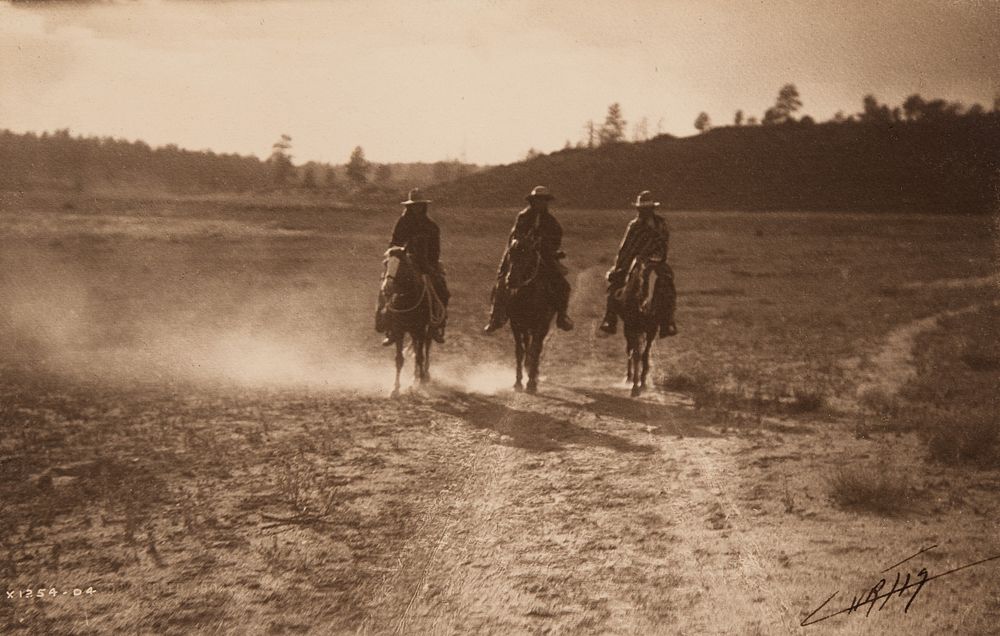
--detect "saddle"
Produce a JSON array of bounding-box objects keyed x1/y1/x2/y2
[{"x1": 616, "y1": 257, "x2": 667, "y2": 313}]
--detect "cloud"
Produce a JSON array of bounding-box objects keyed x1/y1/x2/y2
[{"x1": 1, "y1": 0, "x2": 997, "y2": 164}]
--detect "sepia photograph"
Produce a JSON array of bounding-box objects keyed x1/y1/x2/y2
[{"x1": 1, "y1": 0, "x2": 998, "y2": 633}]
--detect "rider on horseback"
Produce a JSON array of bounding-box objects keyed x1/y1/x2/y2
[
  {"x1": 599, "y1": 190, "x2": 677, "y2": 338},
  {"x1": 377, "y1": 188, "x2": 450, "y2": 346},
  {"x1": 483, "y1": 185, "x2": 574, "y2": 334}
]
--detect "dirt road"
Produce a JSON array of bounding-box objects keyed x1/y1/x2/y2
[{"x1": 348, "y1": 380, "x2": 790, "y2": 634}]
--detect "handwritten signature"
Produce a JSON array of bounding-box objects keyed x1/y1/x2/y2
[{"x1": 801, "y1": 544, "x2": 1000, "y2": 627}]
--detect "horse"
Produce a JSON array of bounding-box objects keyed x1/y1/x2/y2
[
  {"x1": 505, "y1": 237, "x2": 556, "y2": 394},
  {"x1": 380, "y1": 247, "x2": 445, "y2": 397},
  {"x1": 615, "y1": 256, "x2": 669, "y2": 397}
]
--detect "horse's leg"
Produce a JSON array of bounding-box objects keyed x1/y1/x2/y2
[
  {"x1": 412, "y1": 333, "x2": 425, "y2": 389},
  {"x1": 513, "y1": 327, "x2": 525, "y2": 392},
  {"x1": 624, "y1": 329, "x2": 634, "y2": 384},
  {"x1": 526, "y1": 328, "x2": 544, "y2": 394},
  {"x1": 524, "y1": 331, "x2": 537, "y2": 394},
  {"x1": 422, "y1": 336, "x2": 432, "y2": 383},
  {"x1": 630, "y1": 332, "x2": 644, "y2": 397},
  {"x1": 639, "y1": 328, "x2": 655, "y2": 393},
  {"x1": 392, "y1": 337, "x2": 403, "y2": 398}
]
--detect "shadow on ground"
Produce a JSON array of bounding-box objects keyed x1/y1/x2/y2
[
  {"x1": 433, "y1": 394, "x2": 655, "y2": 454},
  {"x1": 549, "y1": 386, "x2": 720, "y2": 438}
]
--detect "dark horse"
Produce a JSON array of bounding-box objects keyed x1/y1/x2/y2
[
  {"x1": 380, "y1": 247, "x2": 445, "y2": 397},
  {"x1": 615, "y1": 257, "x2": 669, "y2": 397},
  {"x1": 505, "y1": 237, "x2": 556, "y2": 394}
]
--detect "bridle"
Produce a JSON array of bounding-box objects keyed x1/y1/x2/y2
[
  {"x1": 506, "y1": 238, "x2": 542, "y2": 291},
  {"x1": 382, "y1": 253, "x2": 446, "y2": 326}
]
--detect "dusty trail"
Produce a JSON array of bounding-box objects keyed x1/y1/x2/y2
[
  {"x1": 353, "y1": 380, "x2": 797, "y2": 634},
  {"x1": 849, "y1": 296, "x2": 1000, "y2": 407}
]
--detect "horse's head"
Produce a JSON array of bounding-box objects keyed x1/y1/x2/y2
[
  {"x1": 625, "y1": 257, "x2": 661, "y2": 315},
  {"x1": 381, "y1": 247, "x2": 412, "y2": 297},
  {"x1": 506, "y1": 236, "x2": 541, "y2": 289}
]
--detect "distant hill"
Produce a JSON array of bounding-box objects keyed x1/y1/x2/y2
[{"x1": 426, "y1": 118, "x2": 1000, "y2": 213}]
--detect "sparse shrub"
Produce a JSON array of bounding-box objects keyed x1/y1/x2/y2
[
  {"x1": 789, "y1": 388, "x2": 824, "y2": 413},
  {"x1": 858, "y1": 387, "x2": 902, "y2": 420},
  {"x1": 960, "y1": 350, "x2": 1000, "y2": 372},
  {"x1": 828, "y1": 464, "x2": 911, "y2": 514},
  {"x1": 925, "y1": 413, "x2": 998, "y2": 466},
  {"x1": 658, "y1": 371, "x2": 711, "y2": 394},
  {"x1": 656, "y1": 370, "x2": 723, "y2": 410}
]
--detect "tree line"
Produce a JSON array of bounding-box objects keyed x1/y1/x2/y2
[
  {"x1": 695, "y1": 85, "x2": 999, "y2": 133},
  {"x1": 0, "y1": 128, "x2": 270, "y2": 193},
  {"x1": 559, "y1": 86, "x2": 999, "y2": 154},
  {"x1": 0, "y1": 129, "x2": 481, "y2": 195}
]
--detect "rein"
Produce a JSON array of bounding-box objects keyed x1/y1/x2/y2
[
  {"x1": 383, "y1": 259, "x2": 447, "y2": 327},
  {"x1": 507, "y1": 248, "x2": 542, "y2": 292}
]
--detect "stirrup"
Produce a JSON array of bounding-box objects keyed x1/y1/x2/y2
[
  {"x1": 382, "y1": 334, "x2": 398, "y2": 346},
  {"x1": 556, "y1": 315, "x2": 574, "y2": 331},
  {"x1": 598, "y1": 318, "x2": 616, "y2": 335}
]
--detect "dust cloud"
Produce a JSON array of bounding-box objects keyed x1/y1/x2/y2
[{"x1": 0, "y1": 245, "x2": 510, "y2": 396}]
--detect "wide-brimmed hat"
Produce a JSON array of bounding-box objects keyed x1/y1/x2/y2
[
  {"x1": 401, "y1": 188, "x2": 431, "y2": 206},
  {"x1": 633, "y1": 190, "x2": 660, "y2": 208},
  {"x1": 526, "y1": 185, "x2": 555, "y2": 202}
]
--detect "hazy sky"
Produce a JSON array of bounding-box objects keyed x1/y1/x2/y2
[{"x1": 2, "y1": 0, "x2": 998, "y2": 165}]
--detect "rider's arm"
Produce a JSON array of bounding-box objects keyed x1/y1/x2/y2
[
  {"x1": 509, "y1": 210, "x2": 528, "y2": 244},
  {"x1": 658, "y1": 224, "x2": 671, "y2": 260},
  {"x1": 541, "y1": 215, "x2": 563, "y2": 262},
  {"x1": 389, "y1": 216, "x2": 407, "y2": 247},
  {"x1": 428, "y1": 223, "x2": 441, "y2": 267},
  {"x1": 613, "y1": 221, "x2": 639, "y2": 271}
]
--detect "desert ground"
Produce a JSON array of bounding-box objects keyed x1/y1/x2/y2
[{"x1": 1, "y1": 191, "x2": 998, "y2": 634}]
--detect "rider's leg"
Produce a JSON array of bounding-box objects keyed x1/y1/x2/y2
[
  {"x1": 377, "y1": 289, "x2": 400, "y2": 346},
  {"x1": 483, "y1": 283, "x2": 509, "y2": 333},
  {"x1": 375, "y1": 291, "x2": 386, "y2": 333},
  {"x1": 598, "y1": 292, "x2": 619, "y2": 334},
  {"x1": 483, "y1": 253, "x2": 510, "y2": 333},
  {"x1": 553, "y1": 273, "x2": 574, "y2": 331},
  {"x1": 599, "y1": 273, "x2": 623, "y2": 334}
]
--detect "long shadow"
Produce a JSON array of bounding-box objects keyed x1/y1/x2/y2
[
  {"x1": 548, "y1": 386, "x2": 720, "y2": 439},
  {"x1": 433, "y1": 394, "x2": 654, "y2": 454}
]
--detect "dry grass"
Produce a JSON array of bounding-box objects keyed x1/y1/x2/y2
[
  {"x1": 899, "y1": 305, "x2": 1000, "y2": 466},
  {"x1": 0, "y1": 193, "x2": 996, "y2": 632},
  {"x1": 827, "y1": 464, "x2": 912, "y2": 514}
]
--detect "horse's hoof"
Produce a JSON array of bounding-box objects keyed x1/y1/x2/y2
[
  {"x1": 630, "y1": 386, "x2": 642, "y2": 398},
  {"x1": 526, "y1": 384, "x2": 538, "y2": 395},
  {"x1": 390, "y1": 389, "x2": 400, "y2": 399},
  {"x1": 514, "y1": 382, "x2": 523, "y2": 392}
]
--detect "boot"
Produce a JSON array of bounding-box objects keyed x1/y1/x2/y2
[
  {"x1": 598, "y1": 296, "x2": 618, "y2": 335},
  {"x1": 382, "y1": 332, "x2": 399, "y2": 346},
  {"x1": 432, "y1": 320, "x2": 446, "y2": 344},
  {"x1": 659, "y1": 319, "x2": 678, "y2": 338},
  {"x1": 598, "y1": 313, "x2": 616, "y2": 335},
  {"x1": 556, "y1": 313, "x2": 574, "y2": 331},
  {"x1": 482, "y1": 288, "x2": 507, "y2": 334},
  {"x1": 483, "y1": 315, "x2": 505, "y2": 334}
]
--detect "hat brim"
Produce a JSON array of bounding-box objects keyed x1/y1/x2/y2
[
  {"x1": 401, "y1": 199, "x2": 432, "y2": 205},
  {"x1": 633, "y1": 201, "x2": 661, "y2": 208},
  {"x1": 526, "y1": 194, "x2": 555, "y2": 201}
]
